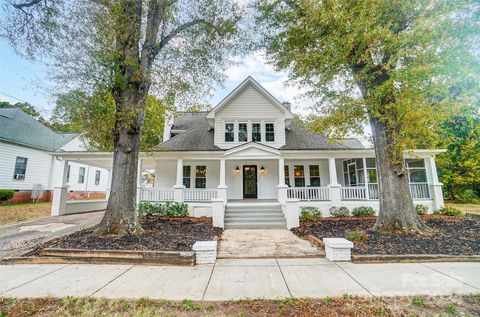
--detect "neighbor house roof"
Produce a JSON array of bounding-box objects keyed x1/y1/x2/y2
[
  {"x1": 341, "y1": 138, "x2": 365, "y2": 149},
  {"x1": 155, "y1": 112, "x2": 364, "y2": 152},
  {"x1": 0, "y1": 106, "x2": 78, "y2": 151}
]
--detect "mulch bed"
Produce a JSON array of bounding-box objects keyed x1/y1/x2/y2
[
  {"x1": 292, "y1": 215, "x2": 480, "y2": 255},
  {"x1": 31, "y1": 216, "x2": 222, "y2": 254}
]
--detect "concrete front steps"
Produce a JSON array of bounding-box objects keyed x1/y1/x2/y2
[{"x1": 224, "y1": 202, "x2": 287, "y2": 229}]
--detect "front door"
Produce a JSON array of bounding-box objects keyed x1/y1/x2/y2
[{"x1": 243, "y1": 165, "x2": 258, "y2": 199}]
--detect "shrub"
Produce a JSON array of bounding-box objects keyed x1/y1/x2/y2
[
  {"x1": 415, "y1": 204, "x2": 428, "y2": 215},
  {"x1": 0, "y1": 189, "x2": 15, "y2": 201},
  {"x1": 139, "y1": 202, "x2": 189, "y2": 217},
  {"x1": 329, "y1": 206, "x2": 350, "y2": 217},
  {"x1": 351, "y1": 206, "x2": 376, "y2": 217},
  {"x1": 433, "y1": 207, "x2": 462, "y2": 217},
  {"x1": 300, "y1": 206, "x2": 322, "y2": 221},
  {"x1": 345, "y1": 230, "x2": 368, "y2": 243}
]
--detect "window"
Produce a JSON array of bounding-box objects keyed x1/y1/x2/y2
[
  {"x1": 78, "y1": 167, "x2": 85, "y2": 184},
  {"x1": 366, "y1": 158, "x2": 377, "y2": 183},
  {"x1": 183, "y1": 166, "x2": 191, "y2": 188},
  {"x1": 195, "y1": 166, "x2": 206, "y2": 188},
  {"x1": 284, "y1": 165, "x2": 290, "y2": 186},
  {"x1": 265, "y1": 123, "x2": 275, "y2": 142},
  {"x1": 252, "y1": 123, "x2": 261, "y2": 142},
  {"x1": 405, "y1": 158, "x2": 427, "y2": 183},
  {"x1": 294, "y1": 165, "x2": 305, "y2": 187},
  {"x1": 95, "y1": 170, "x2": 101, "y2": 185},
  {"x1": 225, "y1": 123, "x2": 234, "y2": 142},
  {"x1": 66, "y1": 165, "x2": 71, "y2": 183},
  {"x1": 13, "y1": 156, "x2": 28, "y2": 180},
  {"x1": 238, "y1": 123, "x2": 248, "y2": 142},
  {"x1": 309, "y1": 165, "x2": 321, "y2": 187}
]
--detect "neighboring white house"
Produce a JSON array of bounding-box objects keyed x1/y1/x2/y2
[
  {"x1": 54, "y1": 76, "x2": 445, "y2": 228},
  {"x1": 0, "y1": 106, "x2": 110, "y2": 203}
]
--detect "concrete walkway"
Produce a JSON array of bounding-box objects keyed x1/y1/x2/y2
[
  {"x1": 218, "y1": 229, "x2": 324, "y2": 258},
  {"x1": 1, "y1": 260, "x2": 478, "y2": 300},
  {"x1": 0, "y1": 211, "x2": 104, "y2": 259}
]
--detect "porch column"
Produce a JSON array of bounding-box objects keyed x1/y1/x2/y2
[
  {"x1": 363, "y1": 157, "x2": 369, "y2": 199},
  {"x1": 429, "y1": 155, "x2": 444, "y2": 210},
  {"x1": 105, "y1": 169, "x2": 112, "y2": 200},
  {"x1": 136, "y1": 158, "x2": 143, "y2": 211},
  {"x1": 277, "y1": 157, "x2": 288, "y2": 204},
  {"x1": 217, "y1": 158, "x2": 227, "y2": 201},
  {"x1": 173, "y1": 158, "x2": 184, "y2": 202},
  {"x1": 328, "y1": 157, "x2": 341, "y2": 206},
  {"x1": 51, "y1": 159, "x2": 69, "y2": 216}
]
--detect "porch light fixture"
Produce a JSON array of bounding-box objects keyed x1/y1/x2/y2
[
  {"x1": 235, "y1": 166, "x2": 240, "y2": 175},
  {"x1": 260, "y1": 166, "x2": 265, "y2": 175}
]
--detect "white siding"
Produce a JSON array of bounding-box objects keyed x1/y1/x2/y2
[
  {"x1": 0, "y1": 141, "x2": 54, "y2": 190},
  {"x1": 225, "y1": 160, "x2": 278, "y2": 200},
  {"x1": 60, "y1": 162, "x2": 110, "y2": 192},
  {"x1": 154, "y1": 160, "x2": 220, "y2": 189},
  {"x1": 59, "y1": 136, "x2": 88, "y2": 151},
  {"x1": 214, "y1": 86, "x2": 286, "y2": 149}
]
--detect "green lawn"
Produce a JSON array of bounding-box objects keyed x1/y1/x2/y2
[
  {"x1": 0, "y1": 202, "x2": 51, "y2": 226},
  {"x1": 445, "y1": 202, "x2": 480, "y2": 215}
]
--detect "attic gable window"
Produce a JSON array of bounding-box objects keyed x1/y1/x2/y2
[
  {"x1": 225, "y1": 123, "x2": 234, "y2": 142},
  {"x1": 238, "y1": 123, "x2": 248, "y2": 142},
  {"x1": 265, "y1": 123, "x2": 275, "y2": 142},
  {"x1": 252, "y1": 123, "x2": 261, "y2": 142}
]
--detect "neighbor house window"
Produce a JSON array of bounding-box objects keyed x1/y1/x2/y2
[
  {"x1": 95, "y1": 170, "x2": 101, "y2": 185},
  {"x1": 66, "y1": 165, "x2": 71, "y2": 183},
  {"x1": 265, "y1": 123, "x2": 275, "y2": 142},
  {"x1": 405, "y1": 158, "x2": 427, "y2": 183},
  {"x1": 252, "y1": 123, "x2": 261, "y2": 142},
  {"x1": 294, "y1": 165, "x2": 305, "y2": 187},
  {"x1": 13, "y1": 156, "x2": 28, "y2": 180},
  {"x1": 284, "y1": 165, "x2": 290, "y2": 186},
  {"x1": 238, "y1": 123, "x2": 248, "y2": 142},
  {"x1": 225, "y1": 123, "x2": 234, "y2": 142},
  {"x1": 183, "y1": 166, "x2": 191, "y2": 188},
  {"x1": 195, "y1": 166, "x2": 206, "y2": 188},
  {"x1": 78, "y1": 167, "x2": 85, "y2": 184},
  {"x1": 309, "y1": 165, "x2": 321, "y2": 187}
]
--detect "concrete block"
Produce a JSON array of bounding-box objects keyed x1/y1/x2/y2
[
  {"x1": 323, "y1": 238, "x2": 354, "y2": 261},
  {"x1": 193, "y1": 241, "x2": 217, "y2": 264}
]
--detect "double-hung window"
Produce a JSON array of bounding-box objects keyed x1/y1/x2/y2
[
  {"x1": 66, "y1": 165, "x2": 71, "y2": 183},
  {"x1": 265, "y1": 123, "x2": 275, "y2": 142},
  {"x1": 366, "y1": 158, "x2": 377, "y2": 183},
  {"x1": 294, "y1": 165, "x2": 305, "y2": 187},
  {"x1": 252, "y1": 123, "x2": 261, "y2": 142},
  {"x1": 95, "y1": 170, "x2": 101, "y2": 185},
  {"x1": 195, "y1": 166, "x2": 206, "y2": 188},
  {"x1": 13, "y1": 156, "x2": 28, "y2": 180},
  {"x1": 284, "y1": 165, "x2": 290, "y2": 186},
  {"x1": 238, "y1": 123, "x2": 248, "y2": 142},
  {"x1": 309, "y1": 165, "x2": 321, "y2": 187},
  {"x1": 225, "y1": 123, "x2": 234, "y2": 142},
  {"x1": 183, "y1": 166, "x2": 191, "y2": 188},
  {"x1": 78, "y1": 167, "x2": 85, "y2": 184},
  {"x1": 405, "y1": 158, "x2": 427, "y2": 183}
]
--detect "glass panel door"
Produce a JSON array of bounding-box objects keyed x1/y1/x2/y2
[{"x1": 243, "y1": 165, "x2": 258, "y2": 198}]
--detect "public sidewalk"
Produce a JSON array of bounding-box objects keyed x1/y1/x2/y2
[{"x1": 1, "y1": 259, "x2": 479, "y2": 300}]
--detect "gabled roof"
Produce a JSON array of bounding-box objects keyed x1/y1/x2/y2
[
  {"x1": 0, "y1": 106, "x2": 79, "y2": 151},
  {"x1": 206, "y1": 76, "x2": 294, "y2": 121},
  {"x1": 171, "y1": 111, "x2": 209, "y2": 131},
  {"x1": 281, "y1": 123, "x2": 353, "y2": 150}
]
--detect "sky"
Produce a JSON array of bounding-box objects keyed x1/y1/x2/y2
[{"x1": 0, "y1": 39, "x2": 312, "y2": 118}]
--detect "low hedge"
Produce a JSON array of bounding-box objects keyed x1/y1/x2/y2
[
  {"x1": 433, "y1": 207, "x2": 462, "y2": 217},
  {"x1": 0, "y1": 189, "x2": 15, "y2": 201},
  {"x1": 329, "y1": 206, "x2": 350, "y2": 217},
  {"x1": 351, "y1": 206, "x2": 376, "y2": 217},
  {"x1": 300, "y1": 206, "x2": 322, "y2": 221},
  {"x1": 139, "y1": 202, "x2": 189, "y2": 217}
]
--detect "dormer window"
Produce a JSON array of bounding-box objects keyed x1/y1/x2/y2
[
  {"x1": 225, "y1": 123, "x2": 234, "y2": 142},
  {"x1": 252, "y1": 123, "x2": 261, "y2": 142},
  {"x1": 265, "y1": 123, "x2": 275, "y2": 142},
  {"x1": 238, "y1": 123, "x2": 248, "y2": 142}
]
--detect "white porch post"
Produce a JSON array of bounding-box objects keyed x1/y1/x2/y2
[
  {"x1": 217, "y1": 158, "x2": 227, "y2": 201},
  {"x1": 136, "y1": 158, "x2": 143, "y2": 211},
  {"x1": 51, "y1": 159, "x2": 69, "y2": 216},
  {"x1": 363, "y1": 157, "x2": 369, "y2": 199},
  {"x1": 429, "y1": 155, "x2": 444, "y2": 210},
  {"x1": 328, "y1": 157, "x2": 341, "y2": 206},
  {"x1": 277, "y1": 157, "x2": 288, "y2": 204},
  {"x1": 173, "y1": 158, "x2": 184, "y2": 202}
]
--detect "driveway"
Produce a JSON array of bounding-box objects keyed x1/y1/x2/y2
[{"x1": 0, "y1": 211, "x2": 104, "y2": 259}]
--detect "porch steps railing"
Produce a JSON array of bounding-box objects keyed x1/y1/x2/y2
[
  {"x1": 184, "y1": 188, "x2": 217, "y2": 202},
  {"x1": 287, "y1": 187, "x2": 329, "y2": 201},
  {"x1": 140, "y1": 188, "x2": 174, "y2": 202}
]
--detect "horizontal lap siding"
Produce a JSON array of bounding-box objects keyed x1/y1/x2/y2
[{"x1": 225, "y1": 160, "x2": 278, "y2": 200}]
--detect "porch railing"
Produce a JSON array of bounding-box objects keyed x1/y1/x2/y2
[
  {"x1": 341, "y1": 187, "x2": 367, "y2": 200},
  {"x1": 140, "y1": 188, "x2": 174, "y2": 202},
  {"x1": 184, "y1": 188, "x2": 217, "y2": 202},
  {"x1": 409, "y1": 183, "x2": 431, "y2": 199},
  {"x1": 287, "y1": 187, "x2": 330, "y2": 201}
]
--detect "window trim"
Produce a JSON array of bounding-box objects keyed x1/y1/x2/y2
[
  {"x1": 309, "y1": 165, "x2": 321, "y2": 187},
  {"x1": 13, "y1": 156, "x2": 28, "y2": 180},
  {"x1": 195, "y1": 165, "x2": 207, "y2": 188},
  {"x1": 294, "y1": 165, "x2": 305, "y2": 187},
  {"x1": 405, "y1": 158, "x2": 427, "y2": 183},
  {"x1": 94, "y1": 170, "x2": 101, "y2": 185},
  {"x1": 183, "y1": 165, "x2": 191, "y2": 188},
  {"x1": 238, "y1": 122, "x2": 248, "y2": 142},
  {"x1": 224, "y1": 122, "x2": 234, "y2": 142},
  {"x1": 265, "y1": 122, "x2": 275, "y2": 142},
  {"x1": 78, "y1": 167, "x2": 86, "y2": 184},
  {"x1": 252, "y1": 122, "x2": 262, "y2": 142}
]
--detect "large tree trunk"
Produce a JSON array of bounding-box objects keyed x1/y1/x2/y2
[{"x1": 370, "y1": 117, "x2": 429, "y2": 232}]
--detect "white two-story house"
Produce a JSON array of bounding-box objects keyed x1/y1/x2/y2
[{"x1": 55, "y1": 77, "x2": 445, "y2": 228}]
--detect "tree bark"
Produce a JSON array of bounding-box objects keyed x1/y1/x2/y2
[{"x1": 370, "y1": 117, "x2": 429, "y2": 232}]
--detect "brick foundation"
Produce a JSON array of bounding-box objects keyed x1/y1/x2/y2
[{"x1": 1, "y1": 191, "x2": 106, "y2": 204}]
